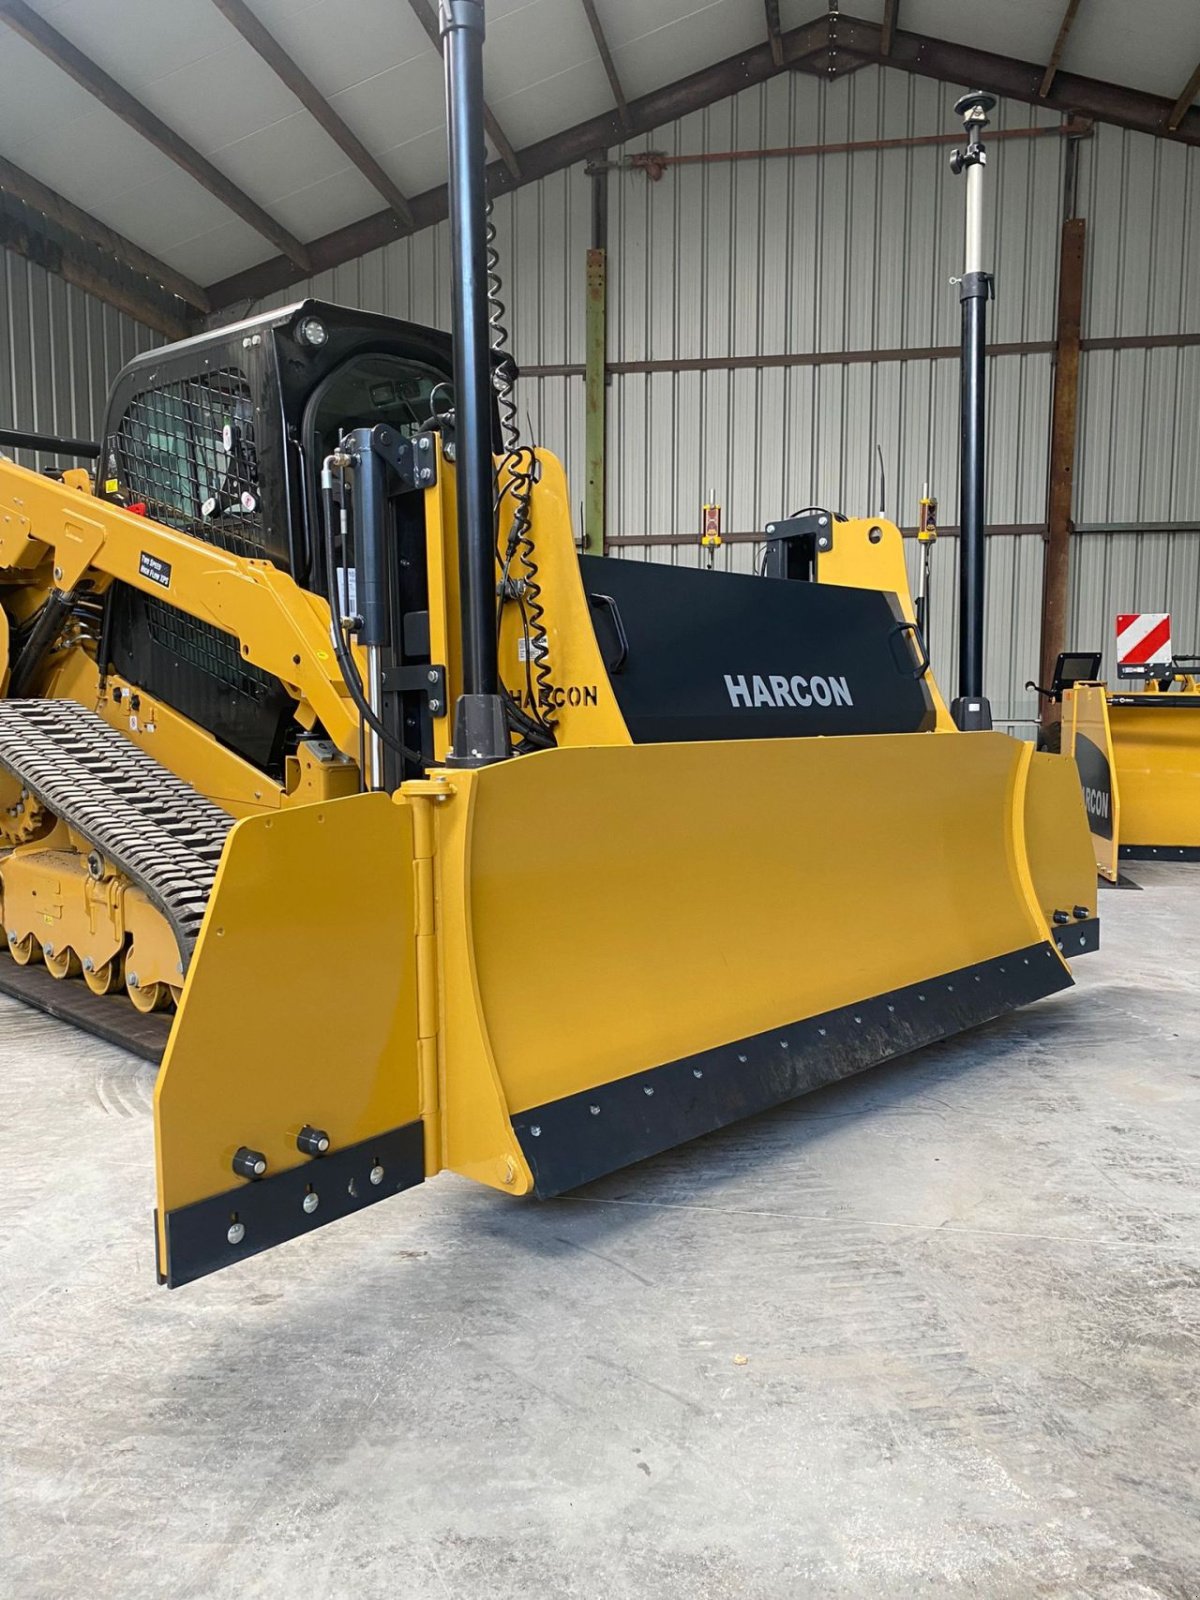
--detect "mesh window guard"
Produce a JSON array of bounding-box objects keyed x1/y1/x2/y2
[
  {"x1": 113, "y1": 369, "x2": 268, "y2": 561},
  {"x1": 111, "y1": 366, "x2": 281, "y2": 710}
]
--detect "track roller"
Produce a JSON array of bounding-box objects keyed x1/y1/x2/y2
[
  {"x1": 44, "y1": 946, "x2": 82, "y2": 981},
  {"x1": 126, "y1": 971, "x2": 172, "y2": 1013},
  {"x1": 82, "y1": 954, "x2": 124, "y2": 997},
  {"x1": 8, "y1": 932, "x2": 42, "y2": 966}
]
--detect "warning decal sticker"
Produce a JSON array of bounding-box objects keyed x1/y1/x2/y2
[{"x1": 138, "y1": 551, "x2": 172, "y2": 590}]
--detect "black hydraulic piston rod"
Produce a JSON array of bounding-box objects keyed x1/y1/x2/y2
[
  {"x1": 949, "y1": 91, "x2": 996, "y2": 732},
  {"x1": 440, "y1": 0, "x2": 508, "y2": 764},
  {"x1": 340, "y1": 426, "x2": 391, "y2": 787}
]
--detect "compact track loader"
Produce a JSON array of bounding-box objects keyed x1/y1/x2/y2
[{"x1": 0, "y1": 10, "x2": 1097, "y2": 1285}]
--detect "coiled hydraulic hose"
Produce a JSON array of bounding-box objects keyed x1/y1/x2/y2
[{"x1": 485, "y1": 202, "x2": 557, "y2": 747}]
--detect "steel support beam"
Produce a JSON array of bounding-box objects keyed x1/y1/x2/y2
[
  {"x1": 1039, "y1": 0, "x2": 1084, "y2": 98},
  {"x1": 1168, "y1": 58, "x2": 1200, "y2": 132},
  {"x1": 832, "y1": 14, "x2": 1200, "y2": 144},
  {"x1": 1039, "y1": 214, "x2": 1086, "y2": 729},
  {"x1": 584, "y1": 247, "x2": 607, "y2": 553},
  {"x1": 583, "y1": 157, "x2": 608, "y2": 555},
  {"x1": 764, "y1": 0, "x2": 784, "y2": 69},
  {"x1": 581, "y1": 0, "x2": 630, "y2": 131},
  {"x1": 0, "y1": 154, "x2": 209, "y2": 312},
  {"x1": 881, "y1": 0, "x2": 898, "y2": 57},
  {"x1": 0, "y1": 0, "x2": 312, "y2": 272},
  {"x1": 0, "y1": 203, "x2": 191, "y2": 340},
  {"x1": 591, "y1": 118, "x2": 1088, "y2": 174},
  {"x1": 210, "y1": 0, "x2": 414, "y2": 226},
  {"x1": 519, "y1": 326, "x2": 1200, "y2": 383}
]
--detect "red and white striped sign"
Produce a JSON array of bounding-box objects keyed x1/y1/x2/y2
[{"x1": 1116, "y1": 612, "x2": 1172, "y2": 669}]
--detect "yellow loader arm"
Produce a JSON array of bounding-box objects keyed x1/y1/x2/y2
[{"x1": 0, "y1": 458, "x2": 362, "y2": 758}]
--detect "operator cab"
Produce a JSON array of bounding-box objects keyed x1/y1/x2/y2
[{"x1": 97, "y1": 301, "x2": 492, "y2": 778}]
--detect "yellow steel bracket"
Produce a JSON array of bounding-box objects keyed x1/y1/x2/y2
[{"x1": 816, "y1": 516, "x2": 953, "y2": 730}]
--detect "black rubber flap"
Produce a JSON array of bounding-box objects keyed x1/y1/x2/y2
[
  {"x1": 0, "y1": 958, "x2": 170, "y2": 1064},
  {"x1": 1119, "y1": 845, "x2": 1200, "y2": 862},
  {"x1": 162, "y1": 1121, "x2": 425, "y2": 1287},
  {"x1": 513, "y1": 941, "x2": 1071, "y2": 1197}
]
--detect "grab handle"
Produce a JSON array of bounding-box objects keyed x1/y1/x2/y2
[
  {"x1": 588, "y1": 592, "x2": 629, "y2": 675},
  {"x1": 890, "y1": 620, "x2": 930, "y2": 680}
]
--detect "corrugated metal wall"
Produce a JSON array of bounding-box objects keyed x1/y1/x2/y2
[
  {"x1": 1072, "y1": 120, "x2": 1200, "y2": 678},
  {"x1": 10, "y1": 62, "x2": 1200, "y2": 721},
  {"x1": 0, "y1": 248, "x2": 154, "y2": 468},
  {"x1": 603, "y1": 69, "x2": 1064, "y2": 721}
]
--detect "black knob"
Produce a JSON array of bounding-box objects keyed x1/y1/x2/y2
[
  {"x1": 954, "y1": 90, "x2": 996, "y2": 119},
  {"x1": 1053, "y1": 909, "x2": 1070, "y2": 925},
  {"x1": 296, "y1": 1125, "x2": 330, "y2": 1156},
  {"x1": 1073, "y1": 905, "x2": 1090, "y2": 919},
  {"x1": 232, "y1": 1146, "x2": 268, "y2": 1180}
]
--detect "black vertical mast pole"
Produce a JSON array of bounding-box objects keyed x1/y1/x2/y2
[
  {"x1": 949, "y1": 90, "x2": 996, "y2": 732},
  {"x1": 441, "y1": 0, "x2": 508, "y2": 764}
]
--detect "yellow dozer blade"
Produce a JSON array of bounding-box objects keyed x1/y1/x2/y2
[
  {"x1": 1065, "y1": 679, "x2": 1200, "y2": 875},
  {"x1": 155, "y1": 726, "x2": 1097, "y2": 1285}
]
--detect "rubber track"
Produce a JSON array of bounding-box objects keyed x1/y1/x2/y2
[{"x1": 0, "y1": 700, "x2": 233, "y2": 964}]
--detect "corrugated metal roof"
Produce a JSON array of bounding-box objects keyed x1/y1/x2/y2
[{"x1": 0, "y1": 0, "x2": 1198, "y2": 291}]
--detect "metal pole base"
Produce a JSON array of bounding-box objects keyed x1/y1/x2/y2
[
  {"x1": 951, "y1": 695, "x2": 993, "y2": 731},
  {"x1": 446, "y1": 692, "x2": 510, "y2": 767}
]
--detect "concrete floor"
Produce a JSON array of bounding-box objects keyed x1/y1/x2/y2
[{"x1": 1, "y1": 867, "x2": 1198, "y2": 1600}]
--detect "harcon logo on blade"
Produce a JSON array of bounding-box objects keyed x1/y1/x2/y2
[
  {"x1": 1082, "y1": 786, "x2": 1110, "y2": 821},
  {"x1": 724, "y1": 673, "x2": 854, "y2": 709}
]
